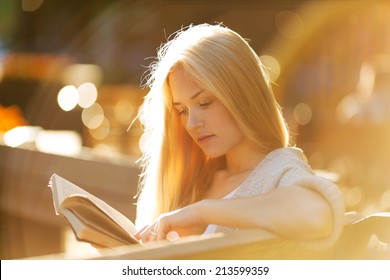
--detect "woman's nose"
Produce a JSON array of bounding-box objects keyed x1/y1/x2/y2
[{"x1": 187, "y1": 111, "x2": 204, "y2": 129}]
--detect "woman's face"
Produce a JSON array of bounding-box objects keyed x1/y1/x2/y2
[{"x1": 169, "y1": 68, "x2": 245, "y2": 158}]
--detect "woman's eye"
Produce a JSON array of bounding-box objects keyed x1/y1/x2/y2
[
  {"x1": 178, "y1": 108, "x2": 187, "y2": 116},
  {"x1": 199, "y1": 101, "x2": 212, "y2": 108}
]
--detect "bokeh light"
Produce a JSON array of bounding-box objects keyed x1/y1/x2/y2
[
  {"x1": 22, "y1": 0, "x2": 44, "y2": 12},
  {"x1": 293, "y1": 103, "x2": 312, "y2": 125},
  {"x1": 81, "y1": 103, "x2": 104, "y2": 129},
  {"x1": 138, "y1": 132, "x2": 147, "y2": 154},
  {"x1": 260, "y1": 55, "x2": 281, "y2": 82},
  {"x1": 114, "y1": 99, "x2": 134, "y2": 125},
  {"x1": 90, "y1": 143, "x2": 116, "y2": 159},
  {"x1": 57, "y1": 85, "x2": 79, "y2": 112},
  {"x1": 77, "y1": 82, "x2": 98, "y2": 108},
  {"x1": 346, "y1": 186, "x2": 363, "y2": 208},
  {"x1": 275, "y1": 11, "x2": 304, "y2": 39},
  {"x1": 380, "y1": 190, "x2": 390, "y2": 211},
  {"x1": 3, "y1": 126, "x2": 40, "y2": 147},
  {"x1": 336, "y1": 95, "x2": 361, "y2": 124},
  {"x1": 35, "y1": 130, "x2": 82, "y2": 156},
  {"x1": 62, "y1": 64, "x2": 103, "y2": 87},
  {"x1": 89, "y1": 117, "x2": 110, "y2": 140}
]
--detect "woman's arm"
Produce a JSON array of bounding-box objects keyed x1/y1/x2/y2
[
  {"x1": 202, "y1": 185, "x2": 333, "y2": 238},
  {"x1": 135, "y1": 184, "x2": 334, "y2": 243}
]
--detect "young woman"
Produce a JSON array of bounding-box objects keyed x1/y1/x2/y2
[{"x1": 134, "y1": 23, "x2": 344, "y2": 249}]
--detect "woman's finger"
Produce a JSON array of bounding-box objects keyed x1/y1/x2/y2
[
  {"x1": 134, "y1": 225, "x2": 148, "y2": 240},
  {"x1": 148, "y1": 227, "x2": 158, "y2": 242},
  {"x1": 136, "y1": 225, "x2": 154, "y2": 243}
]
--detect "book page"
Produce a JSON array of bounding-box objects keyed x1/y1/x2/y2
[
  {"x1": 62, "y1": 195, "x2": 138, "y2": 244},
  {"x1": 60, "y1": 208, "x2": 129, "y2": 248},
  {"x1": 49, "y1": 174, "x2": 138, "y2": 236}
]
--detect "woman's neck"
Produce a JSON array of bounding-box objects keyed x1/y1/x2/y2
[
  {"x1": 205, "y1": 144, "x2": 267, "y2": 200},
  {"x1": 225, "y1": 142, "x2": 267, "y2": 175}
]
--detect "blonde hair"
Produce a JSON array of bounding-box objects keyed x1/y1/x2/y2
[{"x1": 136, "y1": 23, "x2": 289, "y2": 227}]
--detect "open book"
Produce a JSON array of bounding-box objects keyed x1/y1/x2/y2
[{"x1": 48, "y1": 173, "x2": 140, "y2": 248}]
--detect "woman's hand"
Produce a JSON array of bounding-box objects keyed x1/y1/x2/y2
[{"x1": 134, "y1": 200, "x2": 209, "y2": 243}]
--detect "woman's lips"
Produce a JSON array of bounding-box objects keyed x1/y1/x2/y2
[{"x1": 197, "y1": 134, "x2": 215, "y2": 144}]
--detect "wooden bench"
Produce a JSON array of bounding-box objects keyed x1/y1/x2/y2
[
  {"x1": 33, "y1": 212, "x2": 390, "y2": 260},
  {"x1": 332, "y1": 212, "x2": 390, "y2": 259}
]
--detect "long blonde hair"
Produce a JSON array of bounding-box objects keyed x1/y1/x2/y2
[{"x1": 136, "y1": 23, "x2": 289, "y2": 227}]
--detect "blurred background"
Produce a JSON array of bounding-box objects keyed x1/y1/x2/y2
[{"x1": 1, "y1": 0, "x2": 390, "y2": 259}]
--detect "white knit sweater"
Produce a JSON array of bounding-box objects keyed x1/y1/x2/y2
[{"x1": 214, "y1": 147, "x2": 345, "y2": 250}]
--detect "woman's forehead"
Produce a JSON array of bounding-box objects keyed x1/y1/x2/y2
[{"x1": 169, "y1": 69, "x2": 202, "y2": 96}]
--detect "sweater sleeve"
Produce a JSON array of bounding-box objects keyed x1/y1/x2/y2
[{"x1": 290, "y1": 175, "x2": 345, "y2": 250}]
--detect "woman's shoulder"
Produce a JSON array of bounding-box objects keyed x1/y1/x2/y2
[
  {"x1": 266, "y1": 146, "x2": 306, "y2": 159},
  {"x1": 260, "y1": 147, "x2": 311, "y2": 170},
  {"x1": 253, "y1": 147, "x2": 314, "y2": 186},
  {"x1": 233, "y1": 147, "x2": 310, "y2": 196}
]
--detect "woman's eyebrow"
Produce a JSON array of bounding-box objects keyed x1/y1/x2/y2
[{"x1": 172, "y1": 89, "x2": 205, "y2": 105}]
